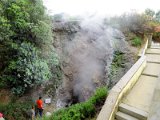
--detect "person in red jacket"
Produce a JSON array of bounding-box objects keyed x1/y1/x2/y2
[{"x1": 36, "y1": 97, "x2": 43, "y2": 117}]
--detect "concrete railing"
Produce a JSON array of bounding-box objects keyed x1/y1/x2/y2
[
  {"x1": 138, "y1": 37, "x2": 148, "y2": 57},
  {"x1": 97, "y1": 56, "x2": 147, "y2": 120}
]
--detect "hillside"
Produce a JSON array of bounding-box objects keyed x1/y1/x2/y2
[{"x1": 0, "y1": 1, "x2": 160, "y2": 120}]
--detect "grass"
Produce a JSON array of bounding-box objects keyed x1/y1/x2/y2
[
  {"x1": 40, "y1": 87, "x2": 108, "y2": 120},
  {"x1": 131, "y1": 37, "x2": 142, "y2": 47},
  {"x1": 108, "y1": 51, "x2": 125, "y2": 88}
]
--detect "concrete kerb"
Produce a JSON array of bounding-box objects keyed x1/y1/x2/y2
[{"x1": 97, "y1": 56, "x2": 146, "y2": 120}]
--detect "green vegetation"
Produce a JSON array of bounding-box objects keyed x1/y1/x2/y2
[
  {"x1": 155, "y1": 11, "x2": 160, "y2": 22},
  {"x1": 108, "y1": 51, "x2": 125, "y2": 88},
  {"x1": 131, "y1": 37, "x2": 142, "y2": 47},
  {"x1": 0, "y1": 0, "x2": 59, "y2": 95},
  {"x1": 40, "y1": 87, "x2": 107, "y2": 120},
  {"x1": 0, "y1": 100, "x2": 33, "y2": 120},
  {"x1": 145, "y1": 8, "x2": 155, "y2": 18},
  {"x1": 1, "y1": 1, "x2": 160, "y2": 119},
  {"x1": 153, "y1": 32, "x2": 160, "y2": 41}
]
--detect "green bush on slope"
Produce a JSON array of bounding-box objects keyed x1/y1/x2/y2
[
  {"x1": 0, "y1": 0, "x2": 59, "y2": 95},
  {"x1": 131, "y1": 37, "x2": 142, "y2": 47},
  {"x1": 40, "y1": 87, "x2": 107, "y2": 120},
  {"x1": 0, "y1": 101, "x2": 33, "y2": 120}
]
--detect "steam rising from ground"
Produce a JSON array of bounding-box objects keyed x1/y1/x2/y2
[{"x1": 55, "y1": 15, "x2": 128, "y2": 107}]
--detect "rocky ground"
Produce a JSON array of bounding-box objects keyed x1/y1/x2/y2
[{"x1": 51, "y1": 18, "x2": 137, "y2": 108}]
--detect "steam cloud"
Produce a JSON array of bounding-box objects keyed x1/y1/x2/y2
[{"x1": 55, "y1": 15, "x2": 128, "y2": 107}]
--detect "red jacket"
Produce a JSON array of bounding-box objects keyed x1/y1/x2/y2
[{"x1": 36, "y1": 99, "x2": 43, "y2": 109}]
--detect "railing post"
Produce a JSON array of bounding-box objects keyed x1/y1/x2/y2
[{"x1": 147, "y1": 33, "x2": 153, "y2": 48}]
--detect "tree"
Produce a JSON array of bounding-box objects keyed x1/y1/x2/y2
[
  {"x1": 0, "y1": 0, "x2": 59, "y2": 95},
  {"x1": 155, "y1": 11, "x2": 160, "y2": 22},
  {"x1": 117, "y1": 13, "x2": 148, "y2": 34},
  {"x1": 145, "y1": 8, "x2": 155, "y2": 18}
]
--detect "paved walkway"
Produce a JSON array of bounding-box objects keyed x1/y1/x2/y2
[
  {"x1": 147, "y1": 45, "x2": 160, "y2": 120},
  {"x1": 115, "y1": 45, "x2": 160, "y2": 120}
]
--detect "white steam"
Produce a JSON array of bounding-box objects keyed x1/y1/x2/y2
[
  {"x1": 53, "y1": 14, "x2": 130, "y2": 108},
  {"x1": 61, "y1": 16, "x2": 127, "y2": 102}
]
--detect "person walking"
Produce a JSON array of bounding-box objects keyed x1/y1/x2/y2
[
  {"x1": 36, "y1": 97, "x2": 43, "y2": 117},
  {"x1": 30, "y1": 105, "x2": 35, "y2": 120}
]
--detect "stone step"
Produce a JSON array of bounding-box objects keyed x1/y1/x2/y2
[
  {"x1": 146, "y1": 49, "x2": 160, "y2": 54},
  {"x1": 118, "y1": 103, "x2": 148, "y2": 120},
  {"x1": 150, "y1": 47, "x2": 160, "y2": 49},
  {"x1": 115, "y1": 111, "x2": 138, "y2": 120},
  {"x1": 142, "y1": 62, "x2": 160, "y2": 77},
  {"x1": 147, "y1": 61, "x2": 160, "y2": 64},
  {"x1": 146, "y1": 54, "x2": 160, "y2": 63}
]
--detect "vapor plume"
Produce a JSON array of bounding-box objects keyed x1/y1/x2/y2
[{"x1": 54, "y1": 15, "x2": 128, "y2": 107}]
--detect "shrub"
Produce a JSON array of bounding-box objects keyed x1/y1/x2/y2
[
  {"x1": 3, "y1": 42, "x2": 51, "y2": 95},
  {"x1": 88, "y1": 87, "x2": 107, "y2": 105},
  {"x1": 131, "y1": 37, "x2": 142, "y2": 47},
  {"x1": 0, "y1": 0, "x2": 59, "y2": 95},
  {"x1": 0, "y1": 101, "x2": 33, "y2": 120},
  {"x1": 153, "y1": 32, "x2": 160, "y2": 40},
  {"x1": 44, "y1": 87, "x2": 108, "y2": 120},
  {"x1": 50, "y1": 102, "x2": 95, "y2": 120},
  {"x1": 108, "y1": 51, "x2": 125, "y2": 88}
]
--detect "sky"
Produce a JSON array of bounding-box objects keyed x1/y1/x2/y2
[{"x1": 43, "y1": 0, "x2": 160, "y2": 16}]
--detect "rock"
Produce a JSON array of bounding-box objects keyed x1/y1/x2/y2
[
  {"x1": 53, "y1": 18, "x2": 136, "y2": 106},
  {"x1": 46, "y1": 112, "x2": 52, "y2": 116}
]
